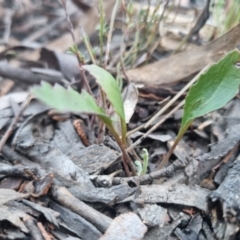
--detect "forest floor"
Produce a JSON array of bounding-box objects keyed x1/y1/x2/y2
[{"x1": 0, "y1": 0, "x2": 240, "y2": 239}]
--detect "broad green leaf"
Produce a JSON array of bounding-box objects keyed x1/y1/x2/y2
[
  {"x1": 31, "y1": 81, "x2": 111, "y2": 125},
  {"x1": 83, "y1": 64, "x2": 125, "y2": 122},
  {"x1": 180, "y1": 49, "x2": 240, "y2": 136},
  {"x1": 160, "y1": 49, "x2": 240, "y2": 169}
]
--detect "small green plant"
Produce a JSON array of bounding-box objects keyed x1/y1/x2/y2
[
  {"x1": 134, "y1": 161, "x2": 143, "y2": 176},
  {"x1": 47, "y1": 0, "x2": 138, "y2": 177},
  {"x1": 141, "y1": 148, "x2": 149, "y2": 176},
  {"x1": 159, "y1": 49, "x2": 240, "y2": 169},
  {"x1": 116, "y1": 0, "x2": 165, "y2": 70},
  {"x1": 31, "y1": 65, "x2": 136, "y2": 177},
  {"x1": 135, "y1": 148, "x2": 149, "y2": 176}
]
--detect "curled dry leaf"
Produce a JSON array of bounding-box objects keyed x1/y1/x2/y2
[{"x1": 122, "y1": 83, "x2": 139, "y2": 124}]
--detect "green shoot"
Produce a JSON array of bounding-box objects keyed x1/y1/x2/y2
[
  {"x1": 140, "y1": 148, "x2": 149, "y2": 175},
  {"x1": 134, "y1": 161, "x2": 143, "y2": 176},
  {"x1": 159, "y1": 49, "x2": 240, "y2": 169},
  {"x1": 31, "y1": 65, "x2": 137, "y2": 176},
  {"x1": 135, "y1": 148, "x2": 149, "y2": 176}
]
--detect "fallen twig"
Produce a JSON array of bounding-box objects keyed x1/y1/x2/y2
[
  {"x1": 51, "y1": 186, "x2": 112, "y2": 233},
  {"x1": 127, "y1": 100, "x2": 184, "y2": 152},
  {"x1": 0, "y1": 94, "x2": 31, "y2": 152},
  {"x1": 112, "y1": 159, "x2": 186, "y2": 185},
  {"x1": 0, "y1": 62, "x2": 64, "y2": 85}
]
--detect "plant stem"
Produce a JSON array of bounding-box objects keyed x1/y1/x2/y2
[
  {"x1": 109, "y1": 124, "x2": 136, "y2": 176},
  {"x1": 79, "y1": 65, "x2": 94, "y2": 96},
  {"x1": 144, "y1": 65, "x2": 210, "y2": 129},
  {"x1": 157, "y1": 121, "x2": 192, "y2": 170},
  {"x1": 97, "y1": 120, "x2": 105, "y2": 143},
  {"x1": 104, "y1": 0, "x2": 119, "y2": 68},
  {"x1": 143, "y1": 0, "x2": 151, "y2": 24},
  {"x1": 80, "y1": 26, "x2": 96, "y2": 64},
  {"x1": 98, "y1": 88, "x2": 107, "y2": 143},
  {"x1": 98, "y1": 0, "x2": 105, "y2": 66},
  {"x1": 61, "y1": 0, "x2": 76, "y2": 43},
  {"x1": 121, "y1": 118, "x2": 127, "y2": 146},
  {"x1": 127, "y1": 99, "x2": 185, "y2": 152},
  {"x1": 61, "y1": 0, "x2": 93, "y2": 96}
]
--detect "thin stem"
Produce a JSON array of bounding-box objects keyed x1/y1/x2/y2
[
  {"x1": 127, "y1": 100, "x2": 185, "y2": 152},
  {"x1": 104, "y1": 0, "x2": 119, "y2": 68},
  {"x1": 98, "y1": 0, "x2": 105, "y2": 66},
  {"x1": 98, "y1": 88, "x2": 107, "y2": 143},
  {"x1": 121, "y1": 118, "x2": 127, "y2": 146},
  {"x1": 127, "y1": 123, "x2": 145, "y2": 137},
  {"x1": 61, "y1": 0, "x2": 76, "y2": 43},
  {"x1": 109, "y1": 124, "x2": 136, "y2": 176},
  {"x1": 157, "y1": 137, "x2": 181, "y2": 170},
  {"x1": 61, "y1": 0, "x2": 93, "y2": 96},
  {"x1": 79, "y1": 65, "x2": 94, "y2": 96},
  {"x1": 140, "y1": 1, "x2": 163, "y2": 52},
  {"x1": 144, "y1": 65, "x2": 210, "y2": 128},
  {"x1": 126, "y1": 97, "x2": 171, "y2": 137},
  {"x1": 80, "y1": 26, "x2": 96, "y2": 65},
  {"x1": 143, "y1": 0, "x2": 151, "y2": 24},
  {"x1": 130, "y1": 15, "x2": 140, "y2": 67},
  {"x1": 120, "y1": 55, "x2": 129, "y2": 82},
  {"x1": 157, "y1": 121, "x2": 192, "y2": 170},
  {"x1": 97, "y1": 120, "x2": 105, "y2": 143}
]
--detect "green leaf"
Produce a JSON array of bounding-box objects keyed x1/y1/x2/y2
[
  {"x1": 180, "y1": 49, "x2": 240, "y2": 136},
  {"x1": 134, "y1": 160, "x2": 143, "y2": 176},
  {"x1": 83, "y1": 64, "x2": 125, "y2": 122},
  {"x1": 31, "y1": 81, "x2": 112, "y2": 125},
  {"x1": 160, "y1": 49, "x2": 240, "y2": 169}
]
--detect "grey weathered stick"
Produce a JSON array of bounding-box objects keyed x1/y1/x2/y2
[
  {"x1": 112, "y1": 159, "x2": 186, "y2": 185},
  {"x1": 0, "y1": 62, "x2": 64, "y2": 85},
  {"x1": 51, "y1": 186, "x2": 112, "y2": 233}
]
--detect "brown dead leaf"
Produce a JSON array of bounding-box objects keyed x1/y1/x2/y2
[
  {"x1": 122, "y1": 83, "x2": 139, "y2": 123},
  {"x1": 126, "y1": 23, "x2": 240, "y2": 86}
]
